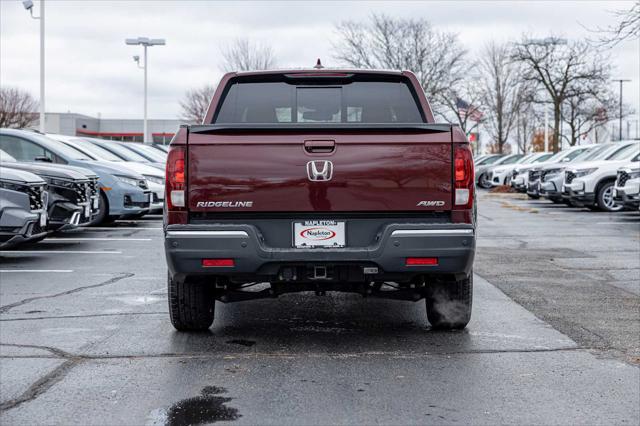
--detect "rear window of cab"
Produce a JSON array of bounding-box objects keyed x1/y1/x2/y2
[{"x1": 213, "y1": 76, "x2": 425, "y2": 124}]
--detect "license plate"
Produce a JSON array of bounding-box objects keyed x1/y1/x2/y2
[
  {"x1": 84, "y1": 204, "x2": 91, "y2": 218},
  {"x1": 93, "y1": 197, "x2": 99, "y2": 209},
  {"x1": 39, "y1": 212, "x2": 47, "y2": 227},
  {"x1": 294, "y1": 220, "x2": 345, "y2": 248}
]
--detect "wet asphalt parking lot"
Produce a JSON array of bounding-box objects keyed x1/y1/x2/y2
[{"x1": 0, "y1": 192, "x2": 639, "y2": 425}]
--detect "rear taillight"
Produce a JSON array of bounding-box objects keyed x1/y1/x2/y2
[
  {"x1": 202, "y1": 258, "x2": 235, "y2": 267},
  {"x1": 406, "y1": 257, "x2": 438, "y2": 266},
  {"x1": 166, "y1": 146, "x2": 185, "y2": 209},
  {"x1": 454, "y1": 145, "x2": 474, "y2": 208}
]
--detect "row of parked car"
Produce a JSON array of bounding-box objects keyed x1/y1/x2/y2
[
  {"x1": 0, "y1": 128, "x2": 168, "y2": 249},
  {"x1": 474, "y1": 140, "x2": 640, "y2": 212}
]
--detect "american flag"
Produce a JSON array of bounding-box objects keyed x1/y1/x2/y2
[{"x1": 456, "y1": 97, "x2": 484, "y2": 122}]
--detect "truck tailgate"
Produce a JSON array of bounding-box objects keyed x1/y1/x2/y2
[{"x1": 187, "y1": 131, "x2": 452, "y2": 212}]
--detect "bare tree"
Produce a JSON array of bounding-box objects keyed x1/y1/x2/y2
[
  {"x1": 179, "y1": 84, "x2": 216, "y2": 123},
  {"x1": 0, "y1": 87, "x2": 38, "y2": 129},
  {"x1": 480, "y1": 42, "x2": 532, "y2": 154},
  {"x1": 333, "y1": 14, "x2": 467, "y2": 117},
  {"x1": 512, "y1": 37, "x2": 611, "y2": 152},
  {"x1": 588, "y1": 1, "x2": 640, "y2": 47},
  {"x1": 562, "y1": 85, "x2": 632, "y2": 146},
  {"x1": 220, "y1": 38, "x2": 277, "y2": 72}
]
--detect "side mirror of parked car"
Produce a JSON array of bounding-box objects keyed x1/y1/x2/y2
[{"x1": 34, "y1": 156, "x2": 52, "y2": 163}]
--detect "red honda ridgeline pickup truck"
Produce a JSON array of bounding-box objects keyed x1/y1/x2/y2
[{"x1": 164, "y1": 69, "x2": 476, "y2": 331}]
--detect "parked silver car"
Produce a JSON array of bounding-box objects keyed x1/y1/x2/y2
[
  {"x1": 0, "y1": 129, "x2": 151, "y2": 224},
  {"x1": 1, "y1": 149, "x2": 99, "y2": 232},
  {"x1": 0, "y1": 167, "x2": 48, "y2": 249}
]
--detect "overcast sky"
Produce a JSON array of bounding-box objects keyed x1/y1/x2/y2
[{"x1": 1, "y1": 0, "x2": 638, "y2": 124}]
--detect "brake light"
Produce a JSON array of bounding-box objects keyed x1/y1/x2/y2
[
  {"x1": 166, "y1": 146, "x2": 186, "y2": 209},
  {"x1": 202, "y1": 258, "x2": 235, "y2": 267},
  {"x1": 406, "y1": 257, "x2": 439, "y2": 266},
  {"x1": 454, "y1": 145, "x2": 474, "y2": 208}
]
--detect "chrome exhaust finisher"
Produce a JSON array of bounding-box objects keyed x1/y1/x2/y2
[{"x1": 70, "y1": 211, "x2": 81, "y2": 226}]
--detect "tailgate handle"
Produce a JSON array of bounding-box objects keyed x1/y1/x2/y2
[{"x1": 304, "y1": 140, "x2": 335, "y2": 154}]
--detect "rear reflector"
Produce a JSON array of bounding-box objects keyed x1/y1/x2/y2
[
  {"x1": 406, "y1": 257, "x2": 438, "y2": 266},
  {"x1": 202, "y1": 258, "x2": 235, "y2": 267},
  {"x1": 170, "y1": 190, "x2": 185, "y2": 207},
  {"x1": 455, "y1": 188, "x2": 470, "y2": 205}
]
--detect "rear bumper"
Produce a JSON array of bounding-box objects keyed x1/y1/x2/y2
[{"x1": 165, "y1": 223, "x2": 475, "y2": 281}]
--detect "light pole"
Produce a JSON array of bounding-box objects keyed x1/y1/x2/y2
[
  {"x1": 613, "y1": 79, "x2": 630, "y2": 141},
  {"x1": 125, "y1": 37, "x2": 165, "y2": 144},
  {"x1": 22, "y1": 0, "x2": 45, "y2": 133}
]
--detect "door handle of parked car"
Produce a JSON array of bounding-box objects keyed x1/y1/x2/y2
[{"x1": 304, "y1": 140, "x2": 335, "y2": 154}]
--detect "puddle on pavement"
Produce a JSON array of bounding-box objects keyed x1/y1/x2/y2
[{"x1": 151, "y1": 386, "x2": 241, "y2": 425}]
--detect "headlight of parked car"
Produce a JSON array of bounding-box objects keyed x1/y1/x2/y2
[
  {"x1": 115, "y1": 175, "x2": 141, "y2": 187},
  {"x1": 143, "y1": 175, "x2": 165, "y2": 185},
  {"x1": 0, "y1": 179, "x2": 29, "y2": 193},
  {"x1": 574, "y1": 168, "x2": 598, "y2": 178},
  {"x1": 43, "y1": 176, "x2": 75, "y2": 188}
]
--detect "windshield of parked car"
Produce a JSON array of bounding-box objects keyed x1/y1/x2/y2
[
  {"x1": 572, "y1": 146, "x2": 605, "y2": 162},
  {"x1": 529, "y1": 153, "x2": 554, "y2": 163},
  {"x1": 478, "y1": 156, "x2": 503, "y2": 165},
  {"x1": 67, "y1": 139, "x2": 123, "y2": 162},
  {"x1": 518, "y1": 155, "x2": 536, "y2": 164},
  {"x1": 92, "y1": 141, "x2": 149, "y2": 162},
  {"x1": 514, "y1": 154, "x2": 534, "y2": 164},
  {"x1": 133, "y1": 144, "x2": 166, "y2": 161},
  {"x1": 607, "y1": 144, "x2": 640, "y2": 161},
  {"x1": 500, "y1": 155, "x2": 524, "y2": 165},
  {"x1": 215, "y1": 76, "x2": 425, "y2": 124},
  {"x1": 35, "y1": 135, "x2": 93, "y2": 161}
]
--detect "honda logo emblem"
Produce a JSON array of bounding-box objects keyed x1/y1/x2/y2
[{"x1": 306, "y1": 160, "x2": 333, "y2": 181}]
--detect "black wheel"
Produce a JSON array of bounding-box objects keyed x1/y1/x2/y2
[
  {"x1": 168, "y1": 273, "x2": 214, "y2": 331},
  {"x1": 426, "y1": 272, "x2": 473, "y2": 330},
  {"x1": 550, "y1": 197, "x2": 562, "y2": 204},
  {"x1": 527, "y1": 193, "x2": 540, "y2": 199},
  {"x1": 596, "y1": 181, "x2": 623, "y2": 212},
  {"x1": 90, "y1": 192, "x2": 109, "y2": 225},
  {"x1": 477, "y1": 174, "x2": 491, "y2": 189}
]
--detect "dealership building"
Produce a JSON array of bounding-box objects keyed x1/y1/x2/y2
[{"x1": 32, "y1": 113, "x2": 185, "y2": 144}]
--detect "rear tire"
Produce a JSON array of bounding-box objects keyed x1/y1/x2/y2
[
  {"x1": 168, "y1": 273, "x2": 214, "y2": 331},
  {"x1": 426, "y1": 272, "x2": 473, "y2": 330}
]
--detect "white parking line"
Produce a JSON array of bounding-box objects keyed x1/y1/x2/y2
[
  {"x1": 0, "y1": 251, "x2": 122, "y2": 254},
  {"x1": 0, "y1": 269, "x2": 73, "y2": 273},
  {"x1": 42, "y1": 238, "x2": 152, "y2": 242}
]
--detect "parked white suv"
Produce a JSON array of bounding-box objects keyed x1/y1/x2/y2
[
  {"x1": 538, "y1": 145, "x2": 600, "y2": 203},
  {"x1": 614, "y1": 160, "x2": 640, "y2": 211},
  {"x1": 564, "y1": 141, "x2": 640, "y2": 211},
  {"x1": 489, "y1": 153, "x2": 537, "y2": 187},
  {"x1": 509, "y1": 152, "x2": 555, "y2": 192},
  {"x1": 526, "y1": 146, "x2": 591, "y2": 199}
]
